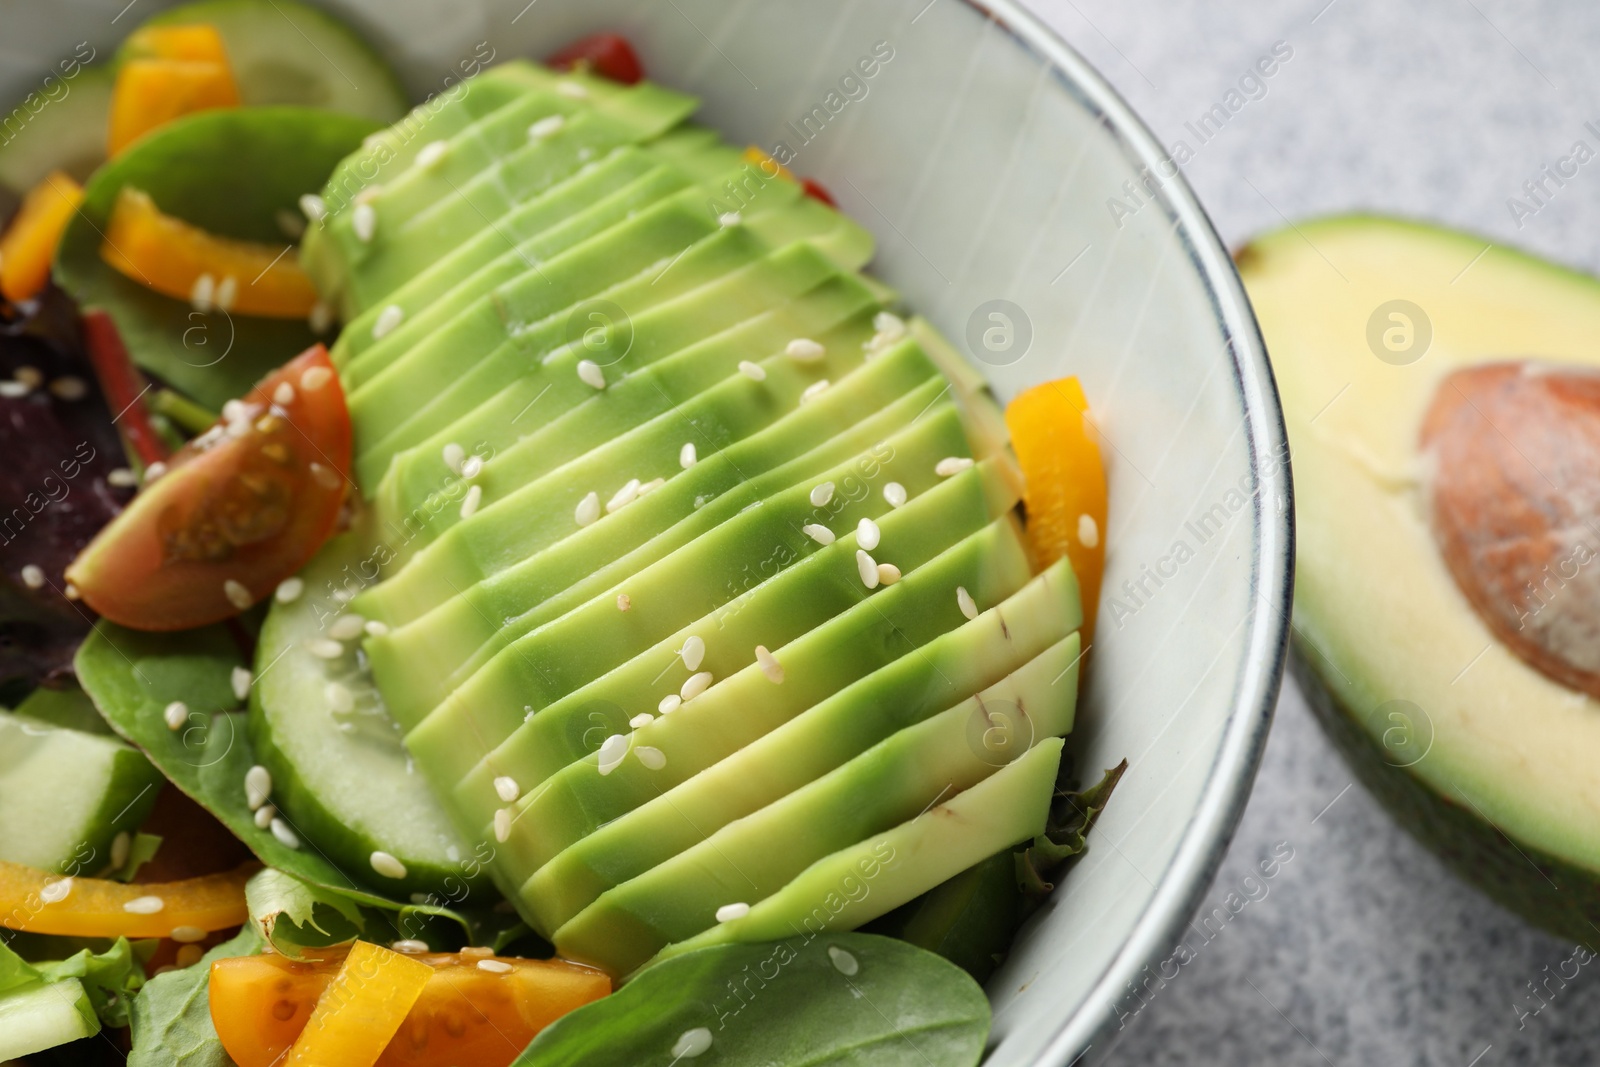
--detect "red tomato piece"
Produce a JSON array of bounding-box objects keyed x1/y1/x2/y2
[
  {"x1": 801, "y1": 177, "x2": 837, "y2": 207},
  {"x1": 546, "y1": 33, "x2": 644, "y2": 85}
]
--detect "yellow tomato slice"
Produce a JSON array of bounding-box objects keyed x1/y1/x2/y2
[
  {"x1": 0, "y1": 171, "x2": 82, "y2": 302},
  {"x1": 0, "y1": 860, "x2": 253, "y2": 938}
]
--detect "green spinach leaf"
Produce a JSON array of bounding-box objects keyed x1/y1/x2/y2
[{"x1": 126, "y1": 923, "x2": 262, "y2": 1067}]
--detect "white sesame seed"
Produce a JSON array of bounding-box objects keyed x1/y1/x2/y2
[
  {"x1": 459, "y1": 946, "x2": 494, "y2": 958},
  {"x1": 575, "y1": 491, "x2": 601, "y2": 526},
  {"x1": 494, "y1": 807, "x2": 512, "y2": 842},
  {"x1": 798, "y1": 379, "x2": 830, "y2": 405},
  {"x1": 755, "y1": 645, "x2": 784, "y2": 684},
  {"x1": 143, "y1": 461, "x2": 167, "y2": 483},
  {"x1": 270, "y1": 818, "x2": 299, "y2": 849},
  {"x1": 597, "y1": 734, "x2": 629, "y2": 775},
  {"x1": 328, "y1": 614, "x2": 366, "y2": 640},
  {"x1": 176, "y1": 944, "x2": 204, "y2": 968},
  {"x1": 801, "y1": 523, "x2": 835, "y2": 546},
  {"x1": 810, "y1": 481, "x2": 835, "y2": 507},
  {"x1": 442, "y1": 442, "x2": 465, "y2": 473},
  {"x1": 275, "y1": 577, "x2": 304, "y2": 603},
  {"x1": 674, "y1": 1029, "x2": 714, "y2": 1059},
  {"x1": 884, "y1": 482, "x2": 907, "y2": 508},
  {"x1": 577, "y1": 359, "x2": 606, "y2": 390},
  {"x1": 13, "y1": 366, "x2": 41, "y2": 388},
  {"x1": 680, "y1": 442, "x2": 697, "y2": 468},
  {"x1": 635, "y1": 745, "x2": 666, "y2": 770},
  {"x1": 300, "y1": 366, "x2": 332, "y2": 391},
  {"x1": 658, "y1": 694, "x2": 682, "y2": 715},
  {"x1": 324, "y1": 681, "x2": 354, "y2": 713},
  {"x1": 477, "y1": 958, "x2": 514, "y2": 974},
  {"x1": 414, "y1": 140, "x2": 448, "y2": 169},
  {"x1": 231, "y1": 666, "x2": 252, "y2": 702},
  {"x1": 39, "y1": 878, "x2": 72, "y2": 904},
  {"x1": 829, "y1": 945, "x2": 860, "y2": 976},
  {"x1": 0, "y1": 380, "x2": 28, "y2": 399},
  {"x1": 305, "y1": 637, "x2": 343, "y2": 659},
  {"x1": 878, "y1": 563, "x2": 902, "y2": 585},
  {"x1": 680, "y1": 671, "x2": 713, "y2": 701},
  {"x1": 299, "y1": 194, "x2": 327, "y2": 222},
  {"x1": 719, "y1": 211, "x2": 741, "y2": 227},
  {"x1": 171, "y1": 924, "x2": 207, "y2": 943},
  {"x1": 163, "y1": 701, "x2": 188, "y2": 731},
  {"x1": 309, "y1": 301, "x2": 334, "y2": 334},
  {"x1": 715, "y1": 902, "x2": 750, "y2": 923},
  {"x1": 190, "y1": 273, "x2": 215, "y2": 312},
  {"x1": 785, "y1": 338, "x2": 825, "y2": 362},
  {"x1": 637, "y1": 477, "x2": 665, "y2": 496},
  {"x1": 107, "y1": 467, "x2": 139, "y2": 488},
  {"x1": 370, "y1": 851, "x2": 407, "y2": 879},
  {"x1": 20, "y1": 564, "x2": 44, "y2": 589},
  {"x1": 556, "y1": 80, "x2": 589, "y2": 98},
  {"x1": 957, "y1": 585, "x2": 978, "y2": 621},
  {"x1": 63, "y1": 583, "x2": 80, "y2": 601},
  {"x1": 214, "y1": 276, "x2": 238, "y2": 313},
  {"x1": 372, "y1": 304, "x2": 404, "y2": 340},
  {"x1": 273, "y1": 382, "x2": 296, "y2": 407},
  {"x1": 738, "y1": 360, "x2": 766, "y2": 381},
  {"x1": 936, "y1": 456, "x2": 975, "y2": 477},
  {"x1": 245, "y1": 765, "x2": 272, "y2": 810},
  {"x1": 365, "y1": 619, "x2": 390, "y2": 636},
  {"x1": 1078, "y1": 513, "x2": 1100, "y2": 549},
  {"x1": 461, "y1": 455, "x2": 484, "y2": 479},
  {"x1": 680, "y1": 635, "x2": 706, "y2": 672},
  {"x1": 50, "y1": 376, "x2": 87, "y2": 401},
  {"x1": 111, "y1": 832, "x2": 131, "y2": 869},
  {"x1": 857, "y1": 550, "x2": 880, "y2": 589},
  {"x1": 254, "y1": 804, "x2": 276, "y2": 828},
  {"x1": 873, "y1": 311, "x2": 907, "y2": 341},
  {"x1": 494, "y1": 776, "x2": 520, "y2": 802},
  {"x1": 352, "y1": 202, "x2": 376, "y2": 242},
  {"x1": 607, "y1": 478, "x2": 641, "y2": 513},
  {"x1": 856, "y1": 517, "x2": 881, "y2": 551},
  {"x1": 629, "y1": 713, "x2": 655, "y2": 729},
  {"x1": 460, "y1": 484, "x2": 483, "y2": 519},
  {"x1": 617, "y1": 593, "x2": 631, "y2": 612},
  {"x1": 392, "y1": 939, "x2": 429, "y2": 954},
  {"x1": 123, "y1": 895, "x2": 164, "y2": 915},
  {"x1": 528, "y1": 115, "x2": 565, "y2": 139}
]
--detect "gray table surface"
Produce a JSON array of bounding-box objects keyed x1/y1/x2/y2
[{"x1": 1014, "y1": 1, "x2": 1600, "y2": 1064}]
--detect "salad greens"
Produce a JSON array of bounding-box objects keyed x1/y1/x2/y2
[{"x1": 126, "y1": 925, "x2": 263, "y2": 1067}]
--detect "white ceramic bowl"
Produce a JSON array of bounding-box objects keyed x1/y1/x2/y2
[{"x1": 3, "y1": 1, "x2": 1292, "y2": 1061}]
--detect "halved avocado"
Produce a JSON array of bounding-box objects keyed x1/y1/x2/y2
[{"x1": 1240, "y1": 215, "x2": 1600, "y2": 939}]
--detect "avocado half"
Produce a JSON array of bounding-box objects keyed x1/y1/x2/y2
[{"x1": 1240, "y1": 215, "x2": 1600, "y2": 940}]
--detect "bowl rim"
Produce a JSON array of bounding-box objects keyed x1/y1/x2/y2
[{"x1": 955, "y1": 2, "x2": 1294, "y2": 1061}]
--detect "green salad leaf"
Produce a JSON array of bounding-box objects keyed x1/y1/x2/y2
[
  {"x1": 127, "y1": 924, "x2": 263, "y2": 1067},
  {"x1": 1017, "y1": 758, "x2": 1128, "y2": 897},
  {"x1": 54, "y1": 107, "x2": 378, "y2": 409},
  {"x1": 31, "y1": 937, "x2": 146, "y2": 1028},
  {"x1": 516, "y1": 933, "x2": 990, "y2": 1067}
]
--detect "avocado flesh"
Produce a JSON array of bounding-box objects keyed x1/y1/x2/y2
[
  {"x1": 452, "y1": 457, "x2": 1023, "y2": 816},
  {"x1": 1241, "y1": 215, "x2": 1600, "y2": 924},
  {"x1": 490, "y1": 517, "x2": 1032, "y2": 889},
  {"x1": 530, "y1": 581, "x2": 1081, "y2": 938},
  {"x1": 643, "y1": 738, "x2": 1063, "y2": 976},
  {"x1": 554, "y1": 631, "x2": 1079, "y2": 970}
]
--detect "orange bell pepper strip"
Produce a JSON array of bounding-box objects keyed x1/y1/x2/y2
[
  {"x1": 0, "y1": 860, "x2": 254, "y2": 939},
  {"x1": 123, "y1": 23, "x2": 232, "y2": 64},
  {"x1": 1005, "y1": 377, "x2": 1108, "y2": 641},
  {"x1": 280, "y1": 941, "x2": 435, "y2": 1067},
  {"x1": 107, "y1": 57, "x2": 239, "y2": 157},
  {"x1": 0, "y1": 172, "x2": 83, "y2": 303},
  {"x1": 100, "y1": 186, "x2": 318, "y2": 318},
  {"x1": 743, "y1": 145, "x2": 795, "y2": 182}
]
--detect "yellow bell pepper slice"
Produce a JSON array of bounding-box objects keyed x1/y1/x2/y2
[
  {"x1": 0, "y1": 171, "x2": 82, "y2": 303},
  {"x1": 0, "y1": 860, "x2": 253, "y2": 938},
  {"x1": 123, "y1": 23, "x2": 232, "y2": 64},
  {"x1": 283, "y1": 941, "x2": 434, "y2": 1067},
  {"x1": 742, "y1": 145, "x2": 795, "y2": 182},
  {"x1": 107, "y1": 57, "x2": 239, "y2": 157}
]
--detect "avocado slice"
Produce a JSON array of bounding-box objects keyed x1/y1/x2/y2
[
  {"x1": 528, "y1": 578, "x2": 1081, "y2": 937},
  {"x1": 553, "y1": 631, "x2": 1079, "y2": 971},
  {"x1": 1241, "y1": 215, "x2": 1600, "y2": 941}
]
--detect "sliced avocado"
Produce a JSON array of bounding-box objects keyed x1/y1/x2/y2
[
  {"x1": 452, "y1": 456, "x2": 1022, "y2": 817},
  {"x1": 0, "y1": 978, "x2": 98, "y2": 1060},
  {"x1": 0, "y1": 711, "x2": 162, "y2": 873},
  {"x1": 532, "y1": 600, "x2": 1080, "y2": 938},
  {"x1": 1240, "y1": 215, "x2": 1600, "y2": 942},
  {"x1": 250, "y1": 537, "x2": 485, "y2": 899},
  {"x1": 491, "y1": 517, "x2": 1032, "y2": 891},
  {"x1": 0, "y1": 65, "x2": 113, "y2": 197}
]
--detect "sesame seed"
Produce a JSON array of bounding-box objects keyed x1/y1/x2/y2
[
  {"x1": 873, "y1": 311, "x2": 907, "y2": 340},
  {"x1": 607, "y1": 478, "x2": 641, "y2": 513},
  {"x1": 802, "y1": 523, "x2": 835, "y2": 546},
  {"x1": 658, "y1": 694, "x2": 682, "y2": 715},
  {"x1": 328, "y1": 614, "x2": 366, "y2": 640},
  {"x1": 680, "y1": 442, "x2": 697, "y2": 468},
  {"x1": 273, "y1": 382, "x2": 296, "y2": 406},
  {"x1": 575, "y1": 491, "x2": 601, "y2": 526},
  {"x1": 738, "y1": 360, "x2": 766, "y2": 381},
  {"x1": 718, "y1": 211, "x2": 741, "y2": 226},
  {"x1": 245, "y1": 765, "x2": 272, "y2": 810},
  {"x1": 556, "y1": 80, "x2": 589, "y2": 98},
  {"x1": 370, "y1": 851, "x2": 407, "y2": 879},
  {"x1": 214, "y1": 276, "x2": 238, "y2": 312},
  {"x1": 829, "y1": 946, "x2": 860, "y2": 976},
  {"x1": 577, "y1": 359, "x2": 606, "y2": 390},
  {"x1": 190, "y1": 273, "x2": 215, "y2": 311},
  {"x1": 494, "y1": 807, "x2": 511, "y2": 842},
  {"x1": 163, "y1": 701, "x2": 188, "y2": 731},
  {"x1": 884, "y1": 482, "x2": 907, "y2": 508},
  {"x1": 143, "y1": 461, "x2": 167, "y2": 483},
  {"x1": 715, "y1": 902, "x2": 750, "y2": 923},
  {"x1": 299, "y1": 194, "x2": 327, "y2": 222},
  {"x1": 365, "y1": 619, "x2": 390, "y2": 637},
  {"x1": 477, "y1": 958, "x2": 514, "y2": 974},
  {"x1": 799, "y1": 380, "x2": 830, "y2": 405},
  {"x1": 857, "y1": 550, "x2": 880, "y2": 589},
  {"x1": 123, "y1": 896, "x2": 164, "y2": 915},
  {"x1": 528, "y1": 114, "x2": 565, "y2": 139},
  {"x1": 253, "y1": 804, "x2": 276, "y2": 828},
  {"x1": 231, "y1": 666, "x2": 252, "y2": 702},
  {"x1": 597, "y1": 734, "x2": 629, "y2": 775},
  {"x1": 674, "y1": 1029, "x2": 714, "y2": 1059},
  {"x1": 460, "y1": 484, "x2": 483, "y2": 519},
  {"x1": 617, "y1": 593, "x2": 631, "y2": 612},
  {"x1": 635, "y1": 745, "x2": 666, "y2": 770},
  {"x1": 275, "y1": 577, "x2": 304, "y2": 603},
  {"x1": 372, "y1": 304, "x2": 404, "y2": 340},
  {"x1": 20, "y1": 564, "x2": 44, "y2": 589},
  {"x1": 392, "y1": 939, "x2": 429, "y2": 954},
  {"x1": 171, "y1": 924, "x2": 206, "y2": 943},
  {"x1": 325, "y1": 681, "x2": 354, "y2": 713},
  {"x1": 637, "y1": 476, "x2": 665, "y2": 496},
  {"x1": 39, "y1": 878, "x2": 72, "y2": 904},
  {"x1": 957, "y1": 585, "x2": 978, "y2": 621},
  {"x1": 494, "y1": 776, "x2": 520, "y2": 802},
  {"x1": 49, "y1": 376, "x2": 87, "y2": 401},
  {"x1": 856, "y1": 517, "x2": 881, "y2": 551},
  {"x1": 63, "y1": 583, "x2": 80, "y2": 600},
  {"x1": 352, "y1": 202, "x2": 376, "y2": 242},
  {"x1": 936, "y1": 456, "x2": 974, "y2": 477},
  {"x1": 755, "y1": 645, "x2": 784, "y2": 684},
  {"x1": 306, "y1": 637, "x2": 343, "y2": 659},
  {"x1": 461, "y1": 455, "x2": 484, "y2": 479},
  {"x1": 176, "y1": 944, "x2": 204, "y2": 968},
  {"x1": 1078, "y1": 513, "x2": 1100, "y2": 549},
  {"x1": 680, "y1": 671, "x2": 713, "y2": 701},
  {"x1": 0, "y1": 380, "x2": 27, "y2": 398},
  {"x1": 415, "y1": 140, "x2": 448, "y2": 169},
  {"x1": 300, "y1": 365, "x2": 332, "y2": 391},
  {"x1": 877, "y1": 563, "x2": 902, "y2": 585},
  {"x1": 785, "y1": 338, "x2": 825, "y2": 362},
  {"x1": 459, "y1": 946, "x2": 494, "y2": 958},
  {"x1": 442, "y1": 442, "x2": 465, "y2": 473},
  {"x1": 309, "y1": 301, "x2": 334, "y2": 334},
  {"x1": 809, "y1": 481, "x2": 835, "y2": 507},
  {"x1": 13, "y1": 366, "x2": 41, "y2": 388},
  {"x1": 107, "y1": 467, "x2": 139, "y2": 488},
  {"x1": 270, "y1": 818, "x2": 299, "y2": 849},
  {"x1": 629, "y1": 713, "x2": 655, "y2": 729},
  {"x1": 680, "y1": 635, "x2": 706, "y2": 672},
  {"x1": 111, "y1": 832, "x2": 130, "y2": 869}
]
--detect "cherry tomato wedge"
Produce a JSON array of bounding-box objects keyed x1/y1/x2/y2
[
  {"x1": 65, "y1": 344, "x2": 351, "y2": 630},
  {"x1": 546, "y1": 33, "x2": 644, "y2": 85},
  {"x1": 801, "y1": 177, "x2": 838, "y2": 207},
  {"x1": 210, "y1": 947, "x2": 611, "y2": 1067}
]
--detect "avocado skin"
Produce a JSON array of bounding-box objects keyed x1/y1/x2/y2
[{"x1": 1293, "y1": 642, "x2": 1600, "y2": 942}]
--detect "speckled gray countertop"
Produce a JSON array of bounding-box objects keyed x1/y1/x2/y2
[{"x1": 1015, "y1": 1, "x2": 1600, "y2": 1064}]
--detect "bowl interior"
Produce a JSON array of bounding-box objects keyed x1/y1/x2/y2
[{"x1": 1, "y1": 1, "x2": 1290, "y2": 1061}]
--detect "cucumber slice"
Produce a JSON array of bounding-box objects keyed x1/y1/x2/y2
[
  {"x1": 0, "y1": 979, "x2": 98, "y2": 1060},
  {"x1": 134, "y1": 0, "x2": 407, "y2": 122},
  {"x1": 0, "y1": 711, "x2": 163, "y2": 873},
  {"x1": 0, "y1": 66, "x2": 114, "y2": 196}
]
